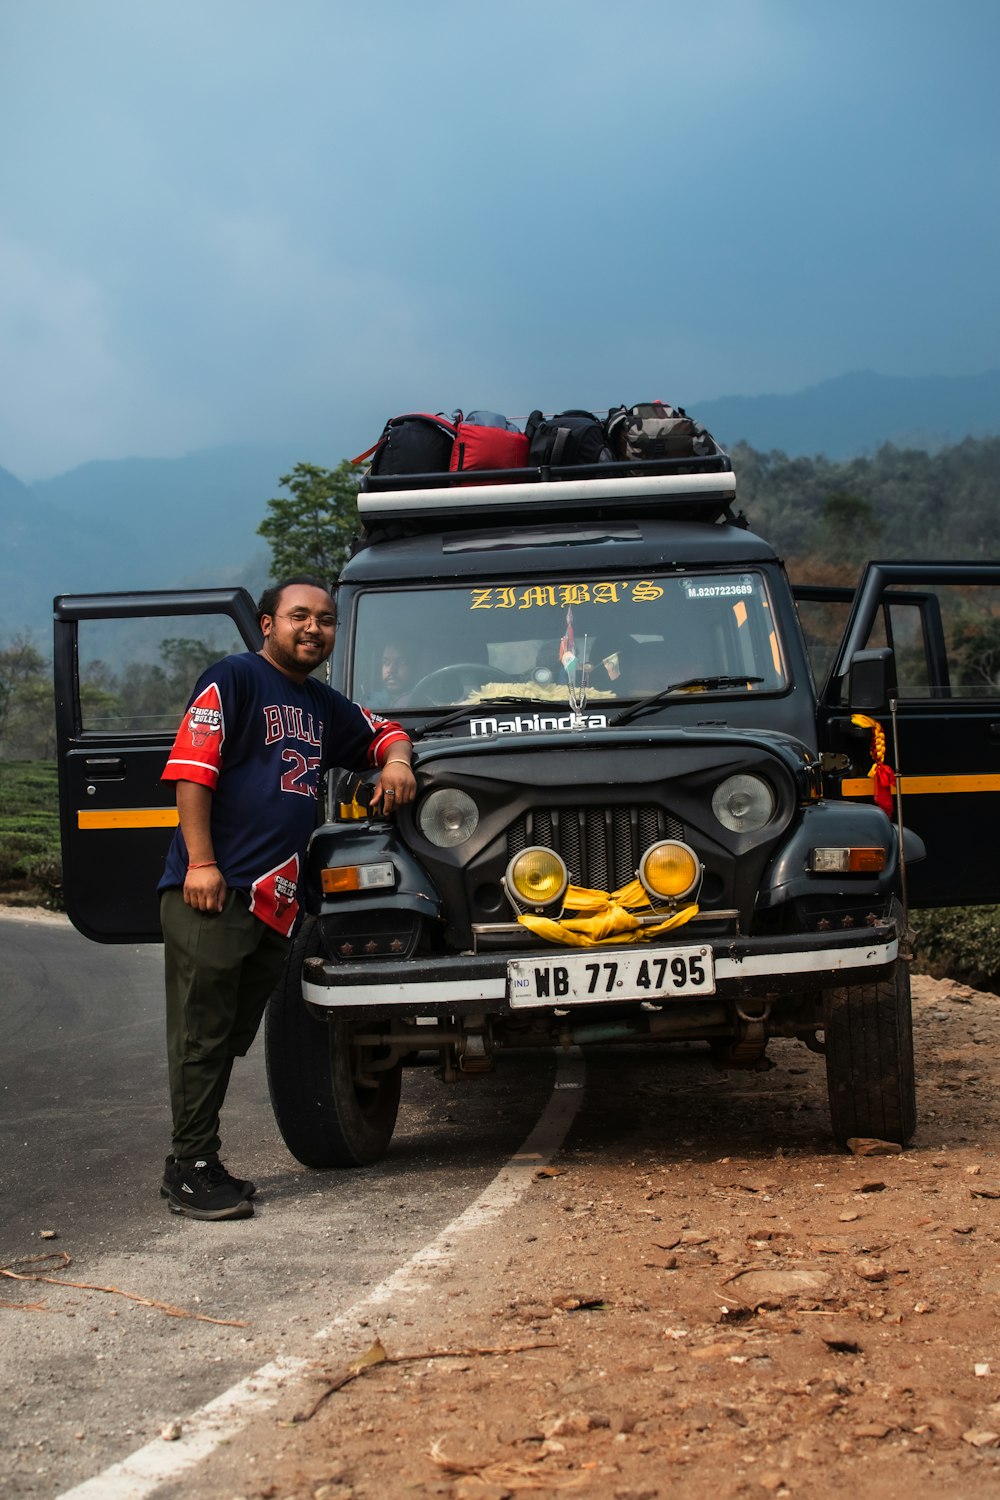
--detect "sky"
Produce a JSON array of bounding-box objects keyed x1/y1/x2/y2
[{"x1": 1, "y1": 0, "x2": 999, "y2": 480}]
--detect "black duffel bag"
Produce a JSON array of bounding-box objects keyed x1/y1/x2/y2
[{"x1": 524, "y1": 408, "x2": 614, "y2": 468}]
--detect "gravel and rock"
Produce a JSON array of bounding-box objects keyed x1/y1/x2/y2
[{"x1": 176, "y1": 972, "x2": 1000, "y2": 1500}]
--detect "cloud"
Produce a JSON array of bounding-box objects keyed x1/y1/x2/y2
[
  {"x1": 1, "y1": 0, "x2": 998, "y2": 475},
  {"x1": 0, "y1": 231, "x2": 219, "y2": 478},
  {"x1": 0, "y1": 234, "x2": 123, "y2": 476}
]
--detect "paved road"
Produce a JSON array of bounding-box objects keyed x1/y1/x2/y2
[{"x1": 0, "y1": 913, "x2": 561, "y2": 1498}]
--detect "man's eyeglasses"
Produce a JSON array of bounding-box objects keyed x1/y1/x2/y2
[{"x1": 276, "y1": 610, "x2": 337, "y2": 629}]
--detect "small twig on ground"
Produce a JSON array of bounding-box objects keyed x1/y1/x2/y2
[
  {"x1": 4, "y1": 1251, "x2": 70, "y2": 1271},
  {"x1": 0, "y1": 1250, "x2": 247, "y2": 1327},
  {"x1": 429, "y1": 1437, "x2": 588, "y2": 1490},
  {"x1": 290, "y1": 1337, "x2": 558, "y2": 1424}
]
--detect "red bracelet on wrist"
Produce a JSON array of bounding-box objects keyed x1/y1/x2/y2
[{"x1": 188, "y1": 860, "x2": 218, "y2": 870}]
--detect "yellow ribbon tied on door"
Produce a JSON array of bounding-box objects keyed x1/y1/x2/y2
[
  {"x1": 518, "y1": 878, "x2": 699, "y2": 949},
  {"x1": 851, "y1": 712, "x2": 897, "y2": 815}
]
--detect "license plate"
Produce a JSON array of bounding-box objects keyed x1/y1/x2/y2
[{"x1": 507, "y1": 945, "x2": 715, "y2": 1008}]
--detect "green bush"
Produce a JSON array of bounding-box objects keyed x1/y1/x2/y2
[
  {"x1": 910, "y1": 905, "x2": 1000, "y2": 990},
  {"x1": 0, "y1": 761, "x2": 63, "y2": 907}
]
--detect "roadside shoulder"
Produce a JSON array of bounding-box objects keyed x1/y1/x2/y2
[{"x1": 0, "y1": 903, "x2": 70, "y2": 924}]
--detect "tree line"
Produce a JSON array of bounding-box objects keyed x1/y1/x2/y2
[
  {"x1": 2, "y1": 438, "x2": 999, "y2": 761},
  {"x1": 734, "y1": 435, "x2": 1000, "y2": 579}
]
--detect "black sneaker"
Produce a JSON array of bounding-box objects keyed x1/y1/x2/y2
[
  {"x1": 162, "y1": 1157, "x2": 255, "y2": 1220},
  {"x1": 161, "y1": 1154, "x2": 256, "y2": 1201}
]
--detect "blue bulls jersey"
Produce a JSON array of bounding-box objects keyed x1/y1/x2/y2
[{"x1": 159, "y1": 652, "x2": 408, "y2": 935}]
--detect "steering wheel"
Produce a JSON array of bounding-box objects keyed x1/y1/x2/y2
[{"x1": 406, "y1": 663, "x2": 513, "y2": 707}]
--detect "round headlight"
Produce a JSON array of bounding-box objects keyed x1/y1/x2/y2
[
  {"x1": 417, "y1": 788, "x2": 480, "y2": 848},
  {"x1": 712, "y1": 774, "x2": 775, "y2": 833},
  {"x1": 639, "y1": 841, "x2": 701, "y2": 901},
  {"x1": 505, "y1": 847, "x2": 568, "y2": 910}
]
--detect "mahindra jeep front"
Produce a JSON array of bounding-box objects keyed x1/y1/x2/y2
[{"x1": 264, "y1": 524, "x2": 913, "y2": 1166}]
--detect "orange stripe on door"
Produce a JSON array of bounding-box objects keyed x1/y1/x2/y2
[
  {"x1": 77, "y1": 808, "x2": 180, "y2": 830},
  {"x1": 841, "y1": 774, "x2": 1000, "y2": 798}
]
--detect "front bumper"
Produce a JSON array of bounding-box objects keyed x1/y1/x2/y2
[{"x1": 301, "y1": 922, "x2": 899, "y2": 1016}]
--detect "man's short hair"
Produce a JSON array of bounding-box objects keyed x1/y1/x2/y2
[{"x1": 257, "y1": 575, "x2": 336, "y2": 627}]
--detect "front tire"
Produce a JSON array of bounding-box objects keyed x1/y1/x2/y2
[
  {"x1": 824, "y1": 958, "x2": 916, "y2": 1148},
  {"x1": 265, "y1": 916, "x2": 402, "y2": 1167}
]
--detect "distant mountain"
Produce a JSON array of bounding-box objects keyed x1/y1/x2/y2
[
  {"x1": 0, "y1": 464, "x2": 107, "y2": 643},
  {"x1": 2, "y1": 370, "x2": 999, "y2": 644},
  {"x1": 694, "y1": 369, "x2": 1000, "y2": 460},
  {"x1": 31, "y1": 441, "x2": 317, "y2": 591},
  {"x1": 0, "y1": 465, "x2": 30, "y2": 505},
  {"x1": 1, "y1": 442, "x2": 329, "y2": 645}
]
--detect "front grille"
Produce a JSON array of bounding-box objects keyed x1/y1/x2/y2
[{"x1": 506, "y1": 805, "x2": 684, "y2": 891}]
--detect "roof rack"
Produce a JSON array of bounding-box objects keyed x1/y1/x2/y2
[{"x1": 357, "y1": 452, "x2": 738, "y2": 530}]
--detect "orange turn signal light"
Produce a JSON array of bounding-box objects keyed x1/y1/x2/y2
[
  {"x1": 811, "y1": 847, "x2": 886, "y2": 874},
  {"x1": 321, "y1": 861, "x2": 395, "y2": 894}
]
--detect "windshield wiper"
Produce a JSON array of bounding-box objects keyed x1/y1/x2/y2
[
  {"x1": 608, "y1": 676, "x2": 765, "y2": 727},
  {"x1": 411, "y1": 696, "x2": 541, "y2": 741}
]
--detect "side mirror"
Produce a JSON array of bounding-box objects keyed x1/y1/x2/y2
[{"x1": 848, "y1": 647, "x2": 897, "y2": 714}]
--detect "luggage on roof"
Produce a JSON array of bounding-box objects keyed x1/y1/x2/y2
[
  {"x1": 450, "y1": 418, "x2": 529, "y2": 477},
  {"x1": 525, "y1": 408, "x2": 614, "y2": 468},
  {"x1": 607, "y1": 401, "x2": 718, "y2": 463},
  {"x1": 462, "y1": 409, "x2": 521, "y2": 431},
  {"x1": 352, "y1": 412, "x2": 458, "y2": 476},
  {"x1": 353, "y1": 409, "x2": 530, "y2": 481},
  {"x1": 352, "y1": 399, "x2": 734, "y2": 535}
]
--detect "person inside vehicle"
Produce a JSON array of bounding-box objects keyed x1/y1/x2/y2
[
  {"x1": 616, "y1": 640, "x2": 705, "y2": 697},
  {"x1": 376, "y1": 641, "x2": 416, "y2": 705},
  {"x1": 619, "y1": 641, "x2": 665, "y2": 696}
]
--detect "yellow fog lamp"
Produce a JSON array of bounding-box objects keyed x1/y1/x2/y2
[
  {"x1": 810, "y1": 847, "x2": 886, "y2": 874},
  {"x1": 321, "y1": 861, "x2": 396, "y2": 895},
  {"x1": 504, "y1": 847, "x2": 569, "y2": 912},
  {"x1": 638, "y1": 840, "x2": 701, "y2": 903}
]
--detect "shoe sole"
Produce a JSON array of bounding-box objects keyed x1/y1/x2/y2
[
  {"x1": 165, "y1": 1194, "x2": 254, "y2": 1221},
  {"x1": 160, "y1": 1182, "x2": 257, "y2": 1200}
]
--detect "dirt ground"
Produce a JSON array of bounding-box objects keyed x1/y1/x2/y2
[{"x1": 187, "y1": 971, "x2": 1000, "y2": 1500}]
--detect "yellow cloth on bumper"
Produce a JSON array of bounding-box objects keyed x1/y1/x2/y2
[{"x1": 518, "y1": 878, "x2": 699, "y2": 948}]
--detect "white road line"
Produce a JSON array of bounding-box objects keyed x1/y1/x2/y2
[{"x1": 56, "y1": 1052, "x2": 585, "y2": 1500}]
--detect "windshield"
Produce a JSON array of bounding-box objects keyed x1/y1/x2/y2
[{"x1": 350, "y1": 571, "x2": 785, "y2": 710}]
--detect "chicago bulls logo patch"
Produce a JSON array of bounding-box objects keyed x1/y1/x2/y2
[
  {"x1": 177, "y1": 683, "x2": 225, "y2": 762},
  {"x1": 250, "y1": 853, "x2": 301, "y2": 937}
]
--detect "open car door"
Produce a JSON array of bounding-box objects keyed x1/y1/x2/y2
[
  {"x1": 54, "y1": 589, "x2": 261, "y2": 943},
  {"x1": 808, "y1": 563, "x2": 1000, "y2": 908}
]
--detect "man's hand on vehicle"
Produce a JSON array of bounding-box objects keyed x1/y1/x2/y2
[{"x1": 370, "y1": 758, "x2": 416, "y2": 813}]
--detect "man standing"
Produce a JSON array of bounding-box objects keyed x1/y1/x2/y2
[{"x1": 158, "y1": 576, "x2": 415, "y2": 1220}]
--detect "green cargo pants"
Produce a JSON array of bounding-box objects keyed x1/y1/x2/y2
[{"x1": 161, "y1": 888, "x2": 290, "y2": 1161}]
